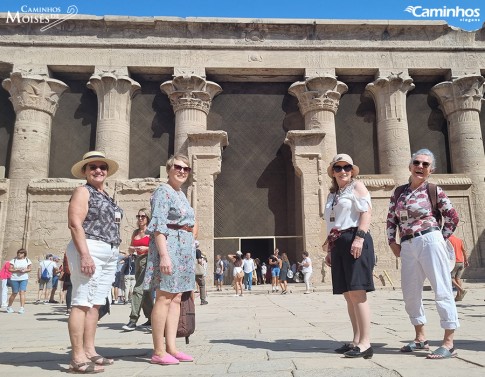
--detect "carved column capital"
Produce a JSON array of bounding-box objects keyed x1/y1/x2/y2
[
  {"x1": 288, "y1": 75, "x2": 348, "y2": 115},
  {"x1": 365, "y1": 73, "x2": 415, "y2": 104},
  {"x1": 160, "y1": 75, "x2": 222, "y2": 114},
  {"x1": 431, "y1": 75, "x2": 484, "y2": 117},
  {"x1": 87, "y1": 72, "x2": 140, "y2": 112},
  {"x1": 2, "y1": 71, "x2": 68, "y2": 115}
]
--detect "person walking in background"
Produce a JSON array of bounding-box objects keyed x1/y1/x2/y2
[
  {"x1": 254, "y1": 258, "x2": 262, "y2": 285},
  {"x1": 122, "y1": 208, "x2": 153, "y2": 331},
  {"x1": 279, "y1": 253, "x2": 290, "y2": 294},
  {"x1": 123, "y1": 248, "x2": 136, "y2": 304},
  {"x1": 66, "y1": 151, "x2": 123, "y2": 373},
  {"x1": 49, "y1": 255, "x2": 61, "y2": 304},
  {"x1": 387, "y1": 148, "x2": 459, "y2": 359},
  {"x1": 243, "y1": 252, "x2": 254, "y2": 291},
  {"x1": 37, "y1": 253, "x2": 57, "y2": 304},
  {"x1": 229, "y1": 251, "x2": 244, "y2": 297},
  {"x1": 0, "y1": 260, "x2": 12, "y2": 308},
  {"x1": 269, "y1": 249, "x2": 281, "y2": 293},
  {"x1": 143, "y1": 154, "x2": 196, "y2": 365},
  {"x1": 214, "y1": 254, "x2": 224, "y2": 291},
  {"x1": 261, "y1": 262, "x2": 267, "y2": 284},
  {"x1": 324, "y1": 153, "x2": 375, "y2": 359},
  {"x1": 299, "y1": 251, "x2": 313, "y2": 294},
  {"x1": 448, "y1": 234, "x2": 469, "y2": 301},
  {"x1": 195, "y1": 241, "x2": 208, "y2": 305},
  {"x1": 6, "y1": 249, "x2": 32, "y2": 314},
  {"x1": 60, "y1": 252, "x2": 72, "y2": 316},
  {"x1": 112, "y1": 252, "x2": 126, "y2": 304}
]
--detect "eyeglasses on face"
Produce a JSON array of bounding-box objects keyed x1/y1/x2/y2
[
  {"x1": 332, "y1": 164, "x2": 353, "y2": 173},
  {"x1": 412, "y1": 160, "x2": 431, "y2": 168},
  {"x1": 173, "y1": 164, "x2": 192, "y2": 174},
  {"x1": 136, "y1": 215, "x2": 147, "y2": 219},
  {"x1": 88, "y1": 164, "x2": 108, "y2": 171}
]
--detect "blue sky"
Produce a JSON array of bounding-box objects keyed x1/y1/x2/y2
[{"x1": 0, "y1": 0, "x2": 483, "y2": 31}]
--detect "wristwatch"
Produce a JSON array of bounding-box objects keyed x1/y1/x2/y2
[{"x1": 355, "y1": 229, "x2": 367, "y2": 239}]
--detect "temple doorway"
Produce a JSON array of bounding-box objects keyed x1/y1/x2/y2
[{"x1": 240, "y1": 237, "x2": 275, "y2": 265}]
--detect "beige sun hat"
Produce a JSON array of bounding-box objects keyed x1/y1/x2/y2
[
  {"x1": 71, "y1": 151, "x2": 119, "y2": 179},
  {"x1": 327, "y1": 153, "x2": 360, "y2": 178}
]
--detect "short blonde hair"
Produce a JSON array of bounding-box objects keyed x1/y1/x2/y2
[{"x1": 166, "y1": 154, "x2": 190, "y2": 174}]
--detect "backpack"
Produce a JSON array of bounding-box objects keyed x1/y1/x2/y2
[
  {"x1": 393, "y1": 183, "x2": 441, "y2": 225},
  {"x1": 222, "y1": 259, "x2": 229, "y2": 273},
  {"x1": 176, "y1": 291, "x2": 195, "y2": 344},
  {"x1": 40, "y1": 262, "x2": 52, "y2": 282}
]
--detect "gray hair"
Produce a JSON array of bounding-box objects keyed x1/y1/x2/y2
[{"x1": 410, "y1": 148, "x2": 436, "y2": 171}]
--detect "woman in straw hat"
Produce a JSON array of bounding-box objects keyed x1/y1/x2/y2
[
  {"x1": 66, "y1": 151, "x2": 123, "y2": 373},
  {"x1": 143, "y1": 154, "x2": 196, "y2": 365},
  {"x1": 323, "y1": 153, "x2": 375, "y2": 359}
]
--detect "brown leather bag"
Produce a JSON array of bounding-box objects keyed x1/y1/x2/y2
[{"x1": 177, "y1": 291, "x2": 196, "y2": 344}]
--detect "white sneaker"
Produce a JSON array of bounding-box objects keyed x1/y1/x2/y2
[
  {"x1": 6, "y1": 306, "x2": 14, "y2": 313},
  {"x1": 18, "y1": 307, "x2": 25, "y2": 314}
]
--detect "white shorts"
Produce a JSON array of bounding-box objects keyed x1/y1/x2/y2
[
  {"x1": 67, "y1": 239, "x2": 119, "y2": 308},
  {"x1": 233, "y1": 266, "x2": 243, "y2": 277}
]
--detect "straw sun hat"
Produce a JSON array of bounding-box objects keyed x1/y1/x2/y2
[
  {"x1": 71, "y1": 151, "x2": 119, "y2": 179},
  {"x1": 326, "y1": 153, "x2": 360, "y2": 178}
]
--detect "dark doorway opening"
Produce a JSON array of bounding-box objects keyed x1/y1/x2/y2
[{"x1": 240, "y1": 238, "x2": 275, "y2": 264}]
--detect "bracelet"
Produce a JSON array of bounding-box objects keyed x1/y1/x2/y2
[{"x1": 355, "y1": 229, "x2": 367, "y2": 239}]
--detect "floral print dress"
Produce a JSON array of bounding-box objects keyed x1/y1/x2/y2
[{"x1": 144, "y1": 183, "x2": 195, "y2": 293}]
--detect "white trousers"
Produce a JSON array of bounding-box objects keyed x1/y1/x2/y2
[
  {"x1": 400, "y1": 230, "x2": 459, "y2": 330},
  {"x1": 0, "y1": 279, "x2": 8, "y2": 306},
  {"x1": 303, "y1": 271, "x2": 312, "y2": 291}
]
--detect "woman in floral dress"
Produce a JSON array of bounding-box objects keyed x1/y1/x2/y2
[{"x1": 144, "y1": 154, "x2": 196, "y2": 366}]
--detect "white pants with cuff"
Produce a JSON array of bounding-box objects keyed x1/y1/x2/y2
[{"x1": 400, "y1": 230, "x2": 459, "y2": 330}]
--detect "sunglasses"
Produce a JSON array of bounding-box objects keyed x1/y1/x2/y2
[
  {"x1": 332, "y1": 164, "x2": 353, "y2": 173},
  {"x1": 173, "y1": 164, "x2": 192, "y2": 174},
  {"x1": 136, "y1": 215, "x2": 147, "y2": 219},
  {"x1": 412, "y1": 160, "x2": 431, "y2": 168},
  {"x1": 88, "y1": 164, "x2": 108, "y2": 171}
]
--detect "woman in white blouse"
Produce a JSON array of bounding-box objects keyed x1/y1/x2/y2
[{"x1": 323, "y1": 154, "x2": 375, "y2": 359}]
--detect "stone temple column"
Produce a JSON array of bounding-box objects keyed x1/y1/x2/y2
[
  {"x1": 87, "y1": 70, "x2": 140, "y2": 180},
  {"x1": 431, "y1": 75, "x2": 485, "y2": 264},
  {"x1": 284, "y1": 131, "x2": 326, "y2": 279},
  {"x1": 187, "y1": 131, "x2": 228, "y2": 275},
  {"x1": 161, "y1": 75, "x2": 222, "y2": 155},
  {"x1": 2, "y1": 71, "x2": 68, "y2": 254},
  {"x1": 365, "y1": 71, "x2": 415, "y2": 182},
  {"x1": 288, "y1": 75, "x2": 348, "y2": 164}
]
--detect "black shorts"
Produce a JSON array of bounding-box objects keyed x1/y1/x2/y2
[
  {"x1": 112, "y1": 271, "x2": 123, "y2": 288},
  {"x1": 331, "y1": 230, "x2": 375, "y2": 294}
]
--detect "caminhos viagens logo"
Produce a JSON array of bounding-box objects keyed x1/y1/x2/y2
[
  {"x1": 5, "y1": 4, "x2": 79, "y2": 31},
  {"x1": 405, "y1": 5, "x2": 480, "y2": 23}
]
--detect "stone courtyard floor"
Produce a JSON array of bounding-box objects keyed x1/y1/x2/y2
[{"x1": 1, "y1": 282, "x2": 484, "y2": 376}]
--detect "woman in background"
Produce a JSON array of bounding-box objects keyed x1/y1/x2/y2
[{"x1": 279, "y1": 253, "x2": 290, "y2": 294}]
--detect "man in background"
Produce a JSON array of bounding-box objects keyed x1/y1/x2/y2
[
  {"x1": 195, "y1": 241, "x2": 208, "y2": 305},
  {"x1": 449, "y1": 234, "x2": 469, "y2": 301},
  {"x1": 37, "y1": 254, "x2": 57, "y2": 304}
]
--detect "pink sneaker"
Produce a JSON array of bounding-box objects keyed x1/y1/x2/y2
[
  {"x1": 151, "y1": 354, "x2": 179, "y2": 365},
  {"x1": 171, "y1": 352, "x2": 194, "y2": 362}
]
